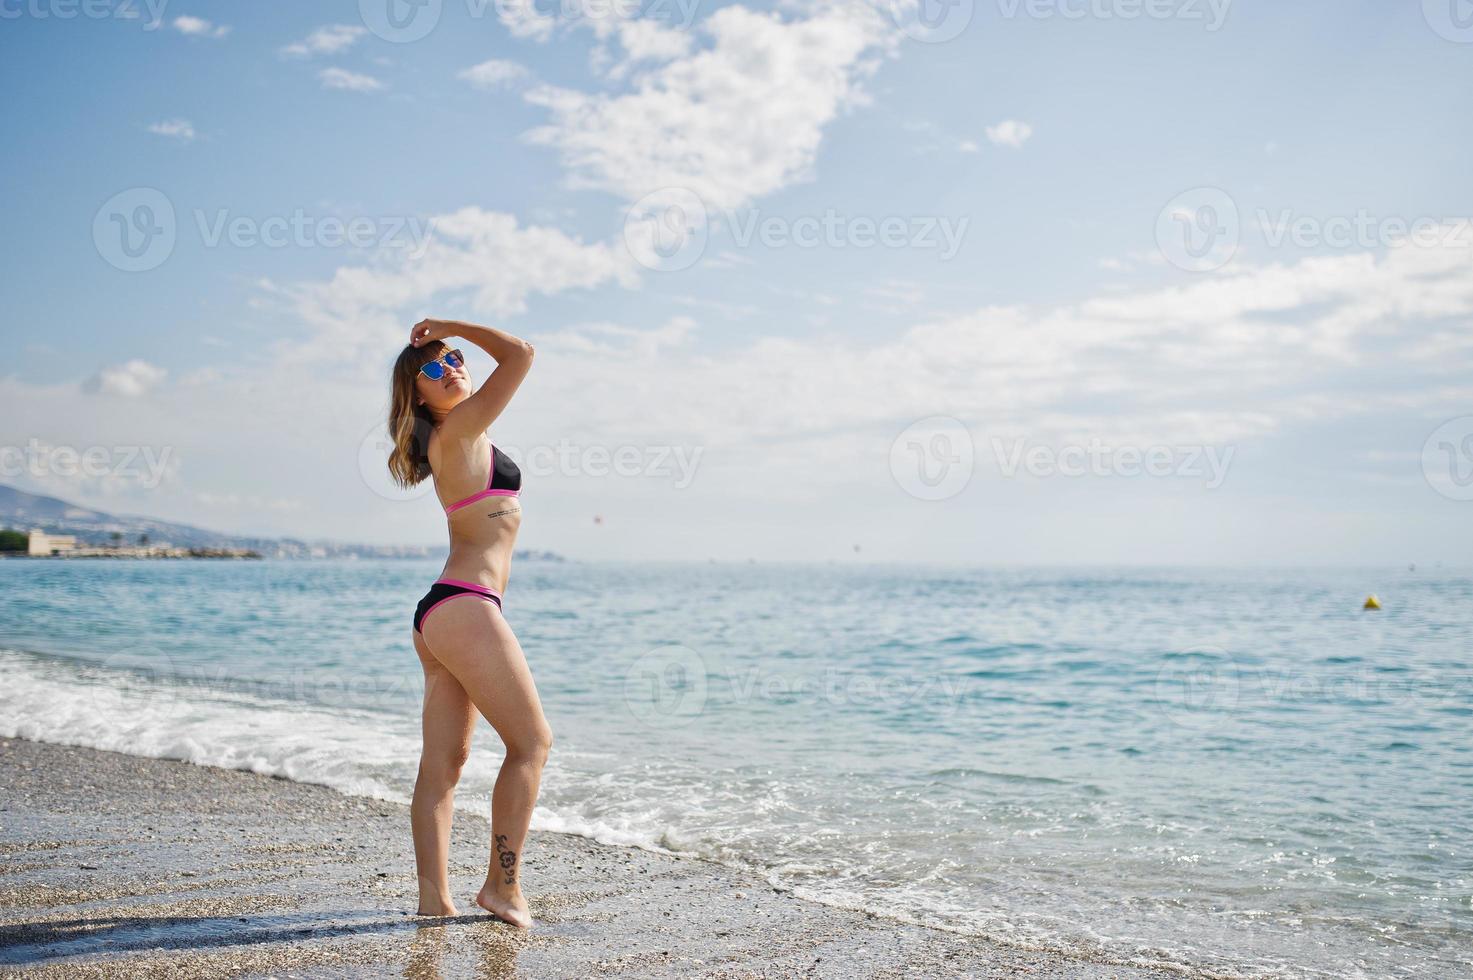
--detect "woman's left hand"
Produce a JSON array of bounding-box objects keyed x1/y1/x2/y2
[{"x1": 410, "y1": 319, "x2": 453, "y2": 347}]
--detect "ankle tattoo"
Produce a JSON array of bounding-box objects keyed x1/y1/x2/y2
[{"x1": 494, "y1": 833, "x2": 518, "y2": 886}]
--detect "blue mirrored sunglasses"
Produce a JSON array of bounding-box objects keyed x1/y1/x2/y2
[{"x1": 419, "y1": 349, "x2": 465, "y2": 381}]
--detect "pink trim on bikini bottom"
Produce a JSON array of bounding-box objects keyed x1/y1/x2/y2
[
  {"x1": 435, "y1": 577, "x2": 502, "y2": 597},
  {"x1": 418, "y1": 590, "x2": 503, "y2": 634}
]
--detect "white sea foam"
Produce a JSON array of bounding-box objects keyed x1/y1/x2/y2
[
  {"x1": 0, "y1": 648, "x2": 417, "y2": 804},
  {"x1": 0, "y1": 648, "x2": 689, "y2": 854}
]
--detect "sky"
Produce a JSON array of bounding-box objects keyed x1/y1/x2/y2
[{"x1": 1, "y1": 0, "x2": 1472, "y2": 563}]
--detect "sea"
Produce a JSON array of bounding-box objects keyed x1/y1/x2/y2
[{"x1": 0, "y1": 558, "x2": 1468, "y2": 978}]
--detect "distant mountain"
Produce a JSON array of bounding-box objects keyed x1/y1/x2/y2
[
  {"x1": 0, "y1": 484, "x2": 564, "y2": 561},
  {"x1": 0, "y1": 483, "x2": 246, "y2": 548}
]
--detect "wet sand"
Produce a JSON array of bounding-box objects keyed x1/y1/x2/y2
[{"x1": 0, "y1": 737, "x2": 1188, "y2": 978}]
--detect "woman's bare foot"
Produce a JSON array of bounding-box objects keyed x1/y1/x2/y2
[{"x1": 475, "y1": 884, "x2": 533, "y2": 929}]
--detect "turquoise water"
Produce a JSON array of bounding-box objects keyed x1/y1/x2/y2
[{"x1": 0, "y1": 558, "x2": 1468, "y2": 978}]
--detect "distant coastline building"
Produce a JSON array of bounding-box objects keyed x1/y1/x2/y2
[{"x1": 27, "y1": 530, "x2": 77, "y2": 556}]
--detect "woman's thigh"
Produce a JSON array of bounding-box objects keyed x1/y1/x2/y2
[
  {"x1": 419, "y1": 598, "x2": 551, "y2": 754},
  {"x1": 413, "y1": 628, "x2": 476, "y2": 768}
]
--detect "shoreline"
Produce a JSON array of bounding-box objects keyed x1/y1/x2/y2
[{"x1": 0, "y1": 736, "x2": 1194, "y2": 979}]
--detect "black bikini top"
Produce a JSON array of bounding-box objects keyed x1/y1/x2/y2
[{"x1": 443, "y1": 442, "x2": 521, "y2": 514}]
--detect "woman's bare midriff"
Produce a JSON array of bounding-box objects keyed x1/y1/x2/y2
[{"x1": 430, "y1": 433, "x2": 521, "y2": 595}]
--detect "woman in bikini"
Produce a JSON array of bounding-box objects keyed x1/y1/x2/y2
[{"x1": 386, "y1": 317, "x2": 550, "y2": 929}]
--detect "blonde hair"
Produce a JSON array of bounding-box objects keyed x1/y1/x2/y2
[{"x1": 386, "y1": 341, "x2": 449, "y2": 490}]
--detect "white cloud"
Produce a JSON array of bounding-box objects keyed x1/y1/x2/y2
[
  {"x1": 985, "y1": 119, "x2": 1033, "y2": 149},
  {"x1": 83, "y1": 360, "x2": 168, "y2": 398},
  {"x1": 522, "y1": 232, "x2": 1473, "y2": 461},
  {"x1": 279, "y1": 206, "x2": 639, "y2": 367},
  {"x1": 522, "y1": 3, "x2": 898, "y2": 210},
  {"x1": 496, "y1": 0, "x2": 558, "y2": 41},
  {"x1": 319, "y1": 67, "x2": 384, "y2": 93},
  {"x1": 492, "y1": 0, "x2": 694, "y2": 76},
  {"x1": 147, "y1": 119, "x2": 196, "y2": 142},
  {"x1": 591, "y1": 19, "x2": 695, "y2": 81},
  {"x1": 607, "y1": 18, "x2": 693, "y2": 64},
  {"x1": 282, "y1": 24, "x2": 367, "y2": 58},
  {"x1": 539, "y1": 316, "x2": 697, "y2": 359},
  {"x1": 458, "y1": 59, "x2": 530, "y2": 90},
  {"x1": 263, "y1": 208, "x2": 1473, "y2": 481},
  {"x1": 172, "y1": 15, "x2": 229, "y2": 38}
]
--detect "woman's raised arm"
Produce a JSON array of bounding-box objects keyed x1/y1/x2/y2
[{"x1": 412, "y1": 318, "x2": 534, "y2": 438}]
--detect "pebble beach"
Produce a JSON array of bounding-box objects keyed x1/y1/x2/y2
[{"x1": 0, "y1": 737, "x2": 1194, "y2": 979}]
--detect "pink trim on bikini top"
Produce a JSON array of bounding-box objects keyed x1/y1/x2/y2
[{"x1": 443, "y1": 443, "x2": 520, "y2": 514}]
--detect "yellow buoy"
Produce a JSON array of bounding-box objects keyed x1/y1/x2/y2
[{"x1": 1363, "y1": 595, "x2": 1381, "y2": 610}]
